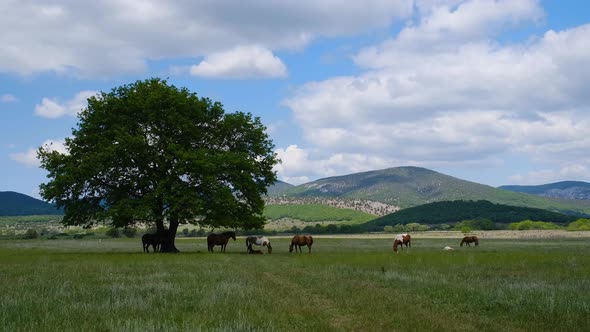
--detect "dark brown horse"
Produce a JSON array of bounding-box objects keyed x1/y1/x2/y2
[
  {"x1": 142, "y1": 233, "x2": 161, "y2": 253},
  {"x1": 460, "y1": 235, "x2": 479, "y2": 247},
  {"x1": 207, "y1": 231, "x2": 236, "y2": 253},
  {"x1": 393, "y1": 233, "x2": 411, "y2": 253},
  {"x1": 289, "y1": 235, "x2": 313, "y2": 253}
]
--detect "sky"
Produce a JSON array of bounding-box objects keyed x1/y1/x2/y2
[{"x1": 1, "y1": 0, "x2": 589, "y2": 198}]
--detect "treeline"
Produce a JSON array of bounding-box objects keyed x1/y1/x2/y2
[{"x1": 365, "y1": 200, "x2": 578, "y2": 229}]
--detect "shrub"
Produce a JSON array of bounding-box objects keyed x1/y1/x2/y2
[
  {"x1": 106, "y1": 228, "x2": 121, "y2": 238},
  {"x1": 122, "y1": 227, "x2": 137, "y2": 238},
  {"x1": 392, "y1": 224, "x2": 407, "y2": 233},
  {"x1": 567, "y1": 218, "x2": 590, "y2": 231},
  {"x1": 508, "y1": 220, "x2": 560, "y2": 230},
  {"x1": 182, "y1": 228, "x2": 190, "y2": 236},
  {"x1": 383, "y1": 225, "x2": 394, "y2": 233},
  {"x1": 437, "y1": 224, "x2": 452, "y2": 230},
  {"x1": 460, "y1": 226, "x2": 472, "y2": 234},
  {"x1": 24, "y1": 229, "x2": 39, "y2": 239}
]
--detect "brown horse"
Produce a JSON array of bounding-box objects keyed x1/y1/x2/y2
[
  {"x1": 207, "y1": 231, "x2": 236, "y2": 253},
  {"x1": 142, "y1": 233, "x2": 161, "y2": 253},
  {"x1": 393, "y1": 233, "x2": 411, "y2": 253},
  {"x1": 289, "y1": 235, "x2": 313, "y2": 253},
  {"x1": 460, "y1": 235, "x2": 479, "y2": 247}
]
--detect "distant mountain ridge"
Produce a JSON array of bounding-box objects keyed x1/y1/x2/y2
[
  {"x1": 266, "y1": 180, "x2": 294, "y2": 196},
  {"x1": 278, "y1": 166, "x2": 590, "y2": 215},
  {"x1": 499, "y1": 181, "x2": 590, "y2": 200},
  {"x1": 0, "y1": 191, "x2": 63, "y2": 216}
]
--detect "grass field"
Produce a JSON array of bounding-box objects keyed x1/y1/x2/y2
[{"x1": 1, "y1": 235, "x2": 589, "y2": 331}]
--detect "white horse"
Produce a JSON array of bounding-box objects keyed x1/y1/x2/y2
[{"x1": 246, "y1": 235, "x2": 272, "y2": 254}]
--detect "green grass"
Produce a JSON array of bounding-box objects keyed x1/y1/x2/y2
[
  {"x1": 1, "y1": 237, "x2": 589, "y2": 331},
  {"x1": 264, "y1": 204, "x2": 375, "y2": 223}
]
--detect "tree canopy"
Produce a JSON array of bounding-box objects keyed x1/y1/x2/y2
[{"x1": 38, "y1": 78, "x2": 278, "y2": 251}]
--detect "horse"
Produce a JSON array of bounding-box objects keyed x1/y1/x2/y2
[
  {"x1": 460, "y1": 235, "x2": 479, "y2": 247},
  {"x1": 289, "y1": 235, "x2": 313, "y2": 254},
  {"x1": 207, "y1": 231, "x2": 236, "y2": 253},
  {"x1": 142, "y1": 233, "x2": 161, "y2": 253},
  {"x1": 246, "y1": 235, "x2": 272, "y2": 254},
  {"x1": 393, "y1": 233, "x2": 411, "y2": 253}
]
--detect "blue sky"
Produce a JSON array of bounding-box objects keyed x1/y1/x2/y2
[{"x1": 1, "y1": 0, "x2": 589, "y2": 198}]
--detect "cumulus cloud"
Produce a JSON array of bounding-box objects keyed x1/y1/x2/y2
[
  {"x1": 35, "y1": 90, "x2": 97, "y2": 118},
  {"x1": 10, "y1": 139, "x2": 67, "y2": 167},
  {"x1": 1, "y1": 94, "x2": 17, "y2": 103},
  {"x1": 283, "y1": 0, "x2": 590, "y2": 184},
  {"x1": 0, "y1": 0, "x2": 412, "y2": 77},
  {"x1": 190, "y1": 45, "x2": 287, "y2": 79}
]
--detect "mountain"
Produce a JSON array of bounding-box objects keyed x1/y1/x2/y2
[
  {"x1": 363, "y1": 200, "x2": 578, "y2": 229},
  {"x1": 499, "y1": 181, "x2": 590, "y2": 200},
  {"x1": 280, "y1": 166, "x2": 590, "y2": 215},
  {"x1": 266, "y1": 180, "x2": 294, "y2": 196},
  {"x1": 0, "y1": 191, "x2": 63, "y2": 216}
]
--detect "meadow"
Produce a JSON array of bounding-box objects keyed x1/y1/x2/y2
[{"x1": 1, "y1": 235, "x2": 589, "y2": 331}]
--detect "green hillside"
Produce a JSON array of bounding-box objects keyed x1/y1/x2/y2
[
  {"x1": 281, "y1": 166, "x2": 590, "y2": 215},
  {"x1": 264, "y1": 204, "x2": 374, "y2": 224},
  {"x1": 266, "y1": 180, "x2": 294, "y2": 196},
  {"x1": 364, "y1": 200, "x2": 578, "y2": 229},
  {"x1": 0, "y1": 191, "x2": 63, "y2": 216}
]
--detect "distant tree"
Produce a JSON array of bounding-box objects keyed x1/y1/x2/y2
[
  {"x1": 567, "y1": 218, "x2": 590, "y2": 231},
  {"x1": 383, "y1": 225, "x2": 394, "y2": 233},
  {"x1": 393, "y1": 224, "x2": 407, "y2": 233},
  {"x1": 106, "y1": 228, "x2": 121, "y2": 238},
  {"x1": 122, "y1": 227, "x2": 137, "y2": 238},
  {"x1": 460, "y1": 226, "x2": 472, "y2": 234},
  {"x1": 38, "y1": 78, "x2": 278, "y2": 252},
  {"x1": 24, "y1": 229, "x2": 39, "y2": 239}
]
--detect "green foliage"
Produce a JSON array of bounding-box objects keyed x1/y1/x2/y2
[
  {"x1": 460, "y1": 226, "x2": 472, "y2": 234},
  {"x1": 105, "y1": 228, "x2": 120, "y2": 238},
  {"x1": 454, "y1": 218, "x2": 496, "y2": 231},
  {"x1": 23, "y1": 229, "x2": 39, "y2": 239},
  {"x1": 38, "y1": 78, "x2": 278, "y2": 238},
  {"x1": 264, "y1": 204, "x2": 374, "y2": 224},
  {"x1": 366, "y1": 200, "x2": 577, "y2": 230},
  {"x1": 383, "y1": 225, "x2": 394, "y2": 233},
  {"x1": 567, "y1": 219, "x2": 590, "y2": 231},
  {"x1": 437, "y1": 224, "x2": 452, "y2": 230},
  {"x1": 122, "y1": 227, "x2": 137, "y2": 238},
  {"x1": 508, "y1": 220, "x2": 561, "y2": 230}
]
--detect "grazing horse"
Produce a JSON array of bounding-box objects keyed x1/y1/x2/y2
[
  {"x1": 393, "y1": 233, "x2": 411, "y2": 253},
  {"x1": 246, "y1": 235, "x2": 272, "y2": 254},
  {"x1": 289, "y1": 235, "x2": 314, "y2": 254},
  {"x1": 207, "y1": 231, "x2": 236, "y2": 253},
  {"x1": 460, "y1": 235, "x2": 479, "y2": 247},
  {"x1": 142, "y1": 233, "x2": 161, "y2": 253}
]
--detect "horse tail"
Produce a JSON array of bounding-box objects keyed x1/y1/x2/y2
[{"x1": 308, "y1": 236, "x2": 314, "y2": 246}]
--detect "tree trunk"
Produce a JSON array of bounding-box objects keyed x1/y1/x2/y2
[{"x1": 159, "y1": 215, "x2": 180, "y2": 253}]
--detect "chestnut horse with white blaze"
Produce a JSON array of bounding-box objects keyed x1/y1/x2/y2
[
  {"x1": 393, "y1": 233, "x2": 411, "y2": 253},
  {"x1": 460, "y1": 235, "x2": 479, "y2": 247},
  {"x1": 289, "y1": 235, "x2": 313, "y2": 253}
]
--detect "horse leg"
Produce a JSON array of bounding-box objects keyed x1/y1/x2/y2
[{"x1": 308, "y1": 244, "x2": 311, "y2": 254}]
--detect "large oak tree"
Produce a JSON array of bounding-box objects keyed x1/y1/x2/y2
[{"x1": 38, "y1": 79, "x2": 278, "y2": 252}]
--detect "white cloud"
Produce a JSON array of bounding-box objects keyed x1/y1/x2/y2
[
  {"x1": 10, "y1": 139, "x2": 67, "y2": 167},
  {"x1": 1, "y1": 94, "x2": 17, "y2": 103},
  {"x1": 274, "y1": 144, "x2": 396, "y2": 184},
  {"x1": 508, "y1": 164, "x2": 590, "y2": 185},
  {"x1": 190, "y1": 45, "x2": 287, "y2": 79},
  {"x1": 0, "y1": 0, "x2": 412, "y2": 77},
  {"x1": 35, "y1": 90, "x2": 97, "y2": 118},
  {"x1": 283, "y1": 1, "x2": 590, "y2": 181}
]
